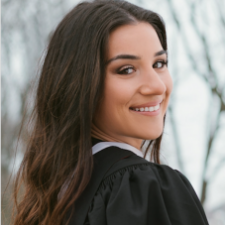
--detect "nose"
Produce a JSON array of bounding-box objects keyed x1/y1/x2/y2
[{"x1": 138, "y1": 67, "x2": 166, "y2": 96}]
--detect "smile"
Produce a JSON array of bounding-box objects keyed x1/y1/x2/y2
[{"x1": 130, "y1": 104, "x2": 160, "y2": 112}]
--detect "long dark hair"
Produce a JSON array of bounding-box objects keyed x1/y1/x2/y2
[{"x1": 13, "y1": 1, "x2": 167, "y2": 224}]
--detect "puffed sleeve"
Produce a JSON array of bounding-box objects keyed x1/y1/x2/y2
[{"x1": 87, "y1": 163, "x2": 209, "y2": 225}]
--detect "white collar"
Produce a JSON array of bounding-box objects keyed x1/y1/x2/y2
[{"x1": 92, "y1": 141, "x2": 144, "y2": 158}]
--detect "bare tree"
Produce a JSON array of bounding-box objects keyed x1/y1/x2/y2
[{"x1": 2, "y1": 0, "x2": 225, "y2": 224}]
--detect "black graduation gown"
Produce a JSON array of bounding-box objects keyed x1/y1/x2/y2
[{"x1": 69, "y1": 138, "x2": 209, "y2": 225}]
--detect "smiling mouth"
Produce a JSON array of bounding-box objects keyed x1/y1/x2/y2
[{"x1": 130, "y1": 103, "x2": 160, "y2": 112}]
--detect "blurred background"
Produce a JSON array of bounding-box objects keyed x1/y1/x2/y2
[{"x1": 1, "y1": 0, "x2": 225, "y2": 224}]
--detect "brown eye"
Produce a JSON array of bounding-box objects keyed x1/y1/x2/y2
[
  {"x1": 117, "y1": 66, "x2": 135, "y2": 75},
  {"x1": 153, "y1": 60, "x2": 168, "y2": 69}
]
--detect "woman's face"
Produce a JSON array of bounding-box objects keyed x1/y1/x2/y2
[{"x1": 92, "y1": 22, "x2": 173, "y2": 149}]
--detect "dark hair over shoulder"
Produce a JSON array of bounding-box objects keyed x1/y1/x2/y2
[{"x1": 13, "y1": 1, "x2": 167, "y2": 224}]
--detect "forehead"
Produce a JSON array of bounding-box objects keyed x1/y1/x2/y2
[{"x1": 108, "y1": 22, "x2": 162, "y2": 58}]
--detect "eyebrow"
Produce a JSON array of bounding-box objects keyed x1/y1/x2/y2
[
  {"x1": 106, "y1": 50, "x2": 167, "y2": 65},
  {"x1": 154, "y1": 50, "x2": 167, "y2": 57}
]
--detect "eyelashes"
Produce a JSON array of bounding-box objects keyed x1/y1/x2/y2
[
  {"x1": 153, "y1": 60, "x2": 168, "y2": 69},
  {"x1": 117, "y1": 66, "x2": 135, "y2": 75},
  {"x1": 116, "y1": 60, "x2": 168, "y2": 75}
]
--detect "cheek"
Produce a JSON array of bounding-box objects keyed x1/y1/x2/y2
[
  {"x1": 163, "y1": 72, "x2": 173, "y2": 104},
  {"x1": 166, "y1": 73, "x2": 173, "y2": 95},
  {"x1": 104, "y1": 77, "x2": 133, "y2": 109},
  {"x1": 96, "y1": 77, "x2": 133, "y2": 126},
  {"x1": 162, "y1": 73, "x2": 173, "y2": 116},
  {"x1": 168, "y1": 75, "x2": 173, "y2": 95}
]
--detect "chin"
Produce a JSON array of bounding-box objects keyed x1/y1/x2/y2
[
  {"x1": 150, "y1": 132, "x2": 163, "y2": 140},
  {"x1": 139, "y1": 127, "x2": 163, "y2": 140}
]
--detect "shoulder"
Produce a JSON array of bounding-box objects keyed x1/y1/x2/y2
[
  {"x1": 94, "y1": 145, "x2": 184, "y2": 190},
  {"x1": 94, "y1": 148, "x2": 186, "y2": 202},
  {"x1": 100, "y1": 146, "x2": 182, "y2": 183},
  {"x1": 88, "y1": 147, "x2": 209, "y2": 225}
]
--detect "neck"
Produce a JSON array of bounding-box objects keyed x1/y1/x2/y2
[{"x1": 91, "y1": 125, "x2": 143, "y2": 150}]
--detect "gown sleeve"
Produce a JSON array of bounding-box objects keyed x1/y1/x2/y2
[{"x1": 87, "y1": 163, "x2": 209, "y2": 225}]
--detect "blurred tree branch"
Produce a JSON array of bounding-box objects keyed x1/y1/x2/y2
[
  {"x1": 166, "y1": 0, "x2": 225, "y2": 205},
  {"x1": 2, "y1": 0, "x2": 225, "y2": 224}
]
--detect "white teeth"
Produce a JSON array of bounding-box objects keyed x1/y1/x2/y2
[
  {"x1": 132, "y1": 104, "x2": 160, "y2": 112},
  {"x1": 149, "y1": 106, "x2": 154, "y2": 112},
  {"x1": 155, "y1": 104, "x2": 159, "y2": 110}
]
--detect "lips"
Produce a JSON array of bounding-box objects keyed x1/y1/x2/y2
[{"x1": 129, "y1": 100, "x2": 163, "y2": 109}]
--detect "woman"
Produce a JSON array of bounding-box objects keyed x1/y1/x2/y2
[{"x1": 13, "y1": 0, "x2": 209, "y2": 225}]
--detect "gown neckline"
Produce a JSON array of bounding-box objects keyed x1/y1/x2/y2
[{"x1": 91, "y1": 137, "x2": 144, "y2": 158}]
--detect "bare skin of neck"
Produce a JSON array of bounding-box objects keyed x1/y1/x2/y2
[{"x1": 91, "y1": 123, "x2": 143, "y2": 150}]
